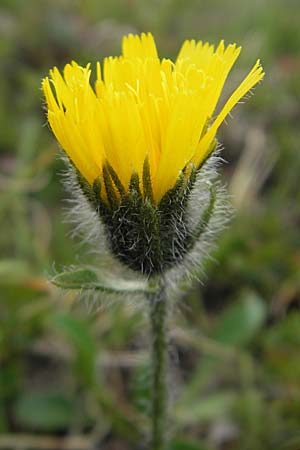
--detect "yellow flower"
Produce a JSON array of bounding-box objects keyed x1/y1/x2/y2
[{"x1": 42, "y1": 32, "x2": 264, "y2": 204}]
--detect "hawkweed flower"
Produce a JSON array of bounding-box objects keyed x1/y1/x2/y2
[
  {"x1": 42, "y1": 33, "x2": 263, "y2": 450},
  {"x1": 42, "y1": 32, "x2": 263, "y2": 277}
]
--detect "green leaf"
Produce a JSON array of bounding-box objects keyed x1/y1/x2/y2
[
  {"x1": 52, "y1": 267, "x2": 98, "y2": 288},
  {"x1": 50, "y1": 313, "x2": 97, "y2": 385},
  {"x1": 179, "y1": 292, "x2": 267, "y2": 405},
  {"x1": 0, "y1": 259, "x2": 30, "y2": 284},
  {"x1": 213, "y1": 291, "x2": 267, "y2": 347},
  {"x1": 14, "y1": 392, "x2": 73, "y2": 431},
  {"x1": 168, "y1": 439, "x2": 210, "y2": 450},
  {"x1": 51, "y1": 267, "x2": 148, "y2": 294},
  {"x1": 262, "y1": 312, "x2": 300, "y2": 382},
  {"x1": 175, "y1": 392, "x2": 236, "y2": 425}
]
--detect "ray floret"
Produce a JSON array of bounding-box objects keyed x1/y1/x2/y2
[{"x1": 42, "y1": 32, "x2": 264, "y2": 204}]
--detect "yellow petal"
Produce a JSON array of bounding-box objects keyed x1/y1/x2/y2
[
  {"x1": 122, "y1": 32, "x2": 158, "y2": 59},
  {"x1": 193, "y1": 60, "x2": 265, "y2": 166},
  {"x1": 42, "y1": 33, "x2": 264, "y2": 204}
]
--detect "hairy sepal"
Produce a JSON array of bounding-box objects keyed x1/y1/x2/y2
[
  {"x1": 62, "y1": 150, "x2": 231, "y2": 282},
  {"x1": 168, "y1": 146, "x2": 232, "y2": 292}
]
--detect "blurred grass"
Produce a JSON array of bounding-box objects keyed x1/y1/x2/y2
[{"x1": 1, "y1": 0, "x2": 300, "y2": 449}]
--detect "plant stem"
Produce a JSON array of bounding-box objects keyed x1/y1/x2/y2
[{"x1": 148, "y1": 278, "x2": 168, "y2": 450}]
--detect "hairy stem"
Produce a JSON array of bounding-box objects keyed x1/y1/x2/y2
[{"x1": 148, "y1": 278, "x2": 168, "y2": 450}]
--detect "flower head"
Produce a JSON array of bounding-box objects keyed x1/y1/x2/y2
[
  {"x1": 42, "y1": 32, "x2": 263, "y2": 203},
  {"x1": 42, "y1": 33, "x2": 264, "y2": 275}
]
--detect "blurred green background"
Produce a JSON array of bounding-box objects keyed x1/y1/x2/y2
[{"x1": 1, "y1": 0, "x2": 300, "y2": 449}]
